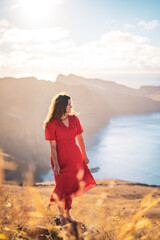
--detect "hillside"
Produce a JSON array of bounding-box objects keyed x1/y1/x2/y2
[{"x1": 0, "y1": 74, "x2": 160, "y2": 182}]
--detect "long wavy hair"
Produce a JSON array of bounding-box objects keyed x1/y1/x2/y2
[{"x1": 43, "y1": 92, "x2": 75, "y2": 128}]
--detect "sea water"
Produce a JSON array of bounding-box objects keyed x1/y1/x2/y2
[
  {"x1": 42, "y1": 112, "x2": 160, "y2": 186},
  {"x1": 87, "y1": 112, "x2": 160, "y2": 186}
]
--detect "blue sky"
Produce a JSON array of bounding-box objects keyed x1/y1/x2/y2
[{"x1": 0, "y1": 0, "x2": 160, "y2": 86}]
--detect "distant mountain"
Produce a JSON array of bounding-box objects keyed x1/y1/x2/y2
[{"x1": 0, "y1": 74, "x2": 160, "y2": 183}]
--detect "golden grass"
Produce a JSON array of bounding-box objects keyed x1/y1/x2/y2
[{"x1": 0, "y1": 149, "x2": 160, "y2": 239}]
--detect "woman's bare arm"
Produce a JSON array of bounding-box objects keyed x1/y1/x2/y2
[
  {"x1": 49, "y1": 140, "x2": 60, "y2": 175},
  {"x1": 76, "y1": 134, "x2": 89, "y2": 164}
]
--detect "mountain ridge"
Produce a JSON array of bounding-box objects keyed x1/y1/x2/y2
[{"x1": 1, "y1": 74, "x2": 160, "y2": 182}]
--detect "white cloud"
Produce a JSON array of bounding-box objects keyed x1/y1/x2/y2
[
  {"x1": 0, "y1": 26, "x2": 69, "y2": 44},
  {"x1": 9, "y1": 4, "x2": 20, "y2": 11},
  {"x1": 138, "y1": 20, "x2": 160, "y2": 30},
  {"x1": 0, "y1": 20, "x2": 160, "y2": 79},
  {"x1": 0, "y1": 19, "x2": 11, "y2": 31},
  {"x1": 99, "y1": 30, "x2": 148, "y2": 45}
]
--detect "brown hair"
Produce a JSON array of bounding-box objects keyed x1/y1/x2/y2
[{"x1": 43, "y1": 92, "x2": 75, "y2": 128}]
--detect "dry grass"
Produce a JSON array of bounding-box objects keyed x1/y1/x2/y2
[{"x1": 0, "y1": 149, "x2": 160, "y2": 239}]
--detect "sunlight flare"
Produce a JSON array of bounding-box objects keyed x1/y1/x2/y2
[{"x1": 20, "y1": 0, "x2": 54, "y2": 22}]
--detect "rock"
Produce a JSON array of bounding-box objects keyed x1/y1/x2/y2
[
  {"x1": 15, "y1": 218, "x2": 98, "y2": 240},
  {"x1": 20, "y1": 225, "x2": 61, "y2": 240}
]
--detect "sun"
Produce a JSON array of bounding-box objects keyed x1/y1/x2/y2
[{"x1": 20, "y1": 0, "x2": 54, "y2": 23}]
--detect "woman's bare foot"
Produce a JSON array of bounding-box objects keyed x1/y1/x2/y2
[
  {"x1": 65, "y1": 214, "x2": 77, "y2": 223},
  {"x1": 59, "y1": 215, "x2": 69, "y2": 225}
]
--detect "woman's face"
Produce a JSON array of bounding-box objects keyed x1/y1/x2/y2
[{"x1": 66, "y1": 99, "x2": 72, "y2": 113}]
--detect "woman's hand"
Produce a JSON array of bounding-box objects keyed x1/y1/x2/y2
[
  {"x1": 77, "y1": 134, "x2": 89, "y2": 165},
  {"x1": 83, "y1": 156, "x2": 90, "y2": 165},
  {"x1": 54, "y1": 164, "x2": 61, "y2": 175}
]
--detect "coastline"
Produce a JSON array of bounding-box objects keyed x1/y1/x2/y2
[
  {"x1": 83, "y1": 111, "x2": 160, "y2": 149},
  {"x1": 1, "y1": 75, "x2": 160, "y2": 182},
  {"x1": 83, "y1": 111, "x2": 160, "y2": 187},
  {"x1": 34, "y1": 178, "x2": 160, "y2": 188}
]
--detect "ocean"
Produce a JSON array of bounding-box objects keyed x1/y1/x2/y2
[
  {"x1": 42, "y1": 112, "x2": 160, "y2": 186},
  {"x1": 87, "y1": 112, "x2": 160, "y2": 186}
]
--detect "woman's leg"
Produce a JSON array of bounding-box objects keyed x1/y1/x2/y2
[
  {"x1": 64, "y1": 198, "x2": 76, "y2": 222},
  {"x1": 58, "y1": 203, "x2": 68, "y2": 225},
  {"x1": 57, "y1": 198, "x2": 76, "y2": 224}
]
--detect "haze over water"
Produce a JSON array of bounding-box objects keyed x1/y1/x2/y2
[{"x1": 88, "y1": 112, "x2": 160, "y2": 186}]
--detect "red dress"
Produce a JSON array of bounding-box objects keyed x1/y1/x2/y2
[{"x1": 45, "y1": 114, "x2": 96, "y2": 209}]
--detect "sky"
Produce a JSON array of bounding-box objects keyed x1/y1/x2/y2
[{"x1": 0, "y1": 0, "x2": 160, "y2": 86}]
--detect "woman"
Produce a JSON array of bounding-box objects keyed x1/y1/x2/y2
[{"x1": 43, "y1": 92, "x2": 96, "y2": 225}]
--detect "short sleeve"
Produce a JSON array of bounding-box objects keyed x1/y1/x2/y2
[
  {"x1": 74, "y1": 115, "x2": 84, "y2": 135},
  {"x1": 45, "y1": 122, "x2": 56, "y2": 140}
]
